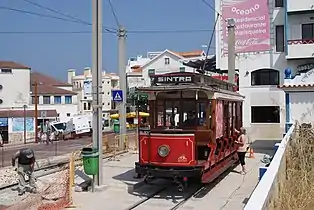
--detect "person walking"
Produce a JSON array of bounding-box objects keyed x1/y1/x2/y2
[
  {"x1": 0, "y1": 131, "x2": 3, "y2": 146},
  {"x1": 235, "y1": 127, "x2": 248, "y2": 175},
  {"x1": 12, "y1": 148, "x2": 37, "y2": 195}
]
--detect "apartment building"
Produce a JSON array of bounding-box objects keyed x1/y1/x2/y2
[
  {"x1": 215, "y1": 0, "x2": 314, "y2": 140},
  {"x1": 68, "y1": 67, "x2": 119, "y2": 121}
]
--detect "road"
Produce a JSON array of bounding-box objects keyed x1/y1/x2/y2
[
  {"x1": 0, "y1": 137, "x2": 91, "y2": 168},
  {"x1": 0, "y1": 130, "x2": 137, "y2": 168}
]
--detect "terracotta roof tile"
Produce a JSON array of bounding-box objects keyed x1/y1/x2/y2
[
  {"x1": 0, "y1": 109, "x2": 57, "y2": 118},
  {"x1": 31, "y1": 72, "x2": 72, "y2": 87},
  {"x1": 0, "y1": 61, "x2": 30, "y2": 69},
  {"x1": 174, "y1": 50, "x2": 204, "y2": 58},
  {"x1": 31, "y1": 85, "x2": 77, "y2": 95}
]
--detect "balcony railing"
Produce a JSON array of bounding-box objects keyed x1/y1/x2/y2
[
  {"x1": 287, "y1": 38, "x2": 314, "y2": 45},
  {"x1": 286, "y1": 39, "x2": 314, "y2": 59}
]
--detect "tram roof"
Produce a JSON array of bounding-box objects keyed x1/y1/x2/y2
[
  {"x1": 136, "y1": 72, "x2": 243, "y2": 97},
  {"x1": 136, "y1": 84, "x2": 243, "y2": 97}
]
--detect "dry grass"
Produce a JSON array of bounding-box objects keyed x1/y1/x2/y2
[{"x1": 272, "y1": 124, "x2": 314, "y2": 210}]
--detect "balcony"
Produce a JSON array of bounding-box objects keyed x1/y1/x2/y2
[
  {"x1": 287, "y1": 0, "x2": 314, "y2": 13},
  {"x1": 286, "y1": 39, "x2": 314, "y2": 59}
]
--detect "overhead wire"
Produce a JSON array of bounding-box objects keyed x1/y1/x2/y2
[
  {"x1": 0, "y1": 4, "x2": 215, "y2": 35},
  {"x1": 0, "y1": 29, "x2": 216, "y2": 35},
  {"x1": 0, "y1": 5, "x2": 116, "y2": 33},
  {"x1": 201, "y1": 0, "x2": 227, "y2": 22},
  {"x1": 106, "y1": 0, "x2": 120, "y2": 27},
  {"x1": 201, "y1": 13, "x2": 219, "y2": 73},
  {"x1": 21, "y1": 0, "x2": 91, "y2": 26}
]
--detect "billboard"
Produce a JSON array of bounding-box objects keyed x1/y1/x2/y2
[
  {"x1": 221, "y1": 0, "x2": 271, "y2": 54},
  {"x1": 83, "y1": 80, "x2": 92, "y2": 96},
  {"x1": 12, "y1": 118, "x2": 34, "y2": 132}
]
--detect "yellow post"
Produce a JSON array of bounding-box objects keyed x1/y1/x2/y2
[
  {"x1": 124, "y1": 134, "x2": 129, "y2": 150},
  {"x1": 69, "y1": 152, "x2": 75, "y2": 187},
  {"x1": 65, "y1": 152, "x2": 77, "y2": 208},
  {"x1": 108, "y1": 135, "x2": 120, "y2": 161}
]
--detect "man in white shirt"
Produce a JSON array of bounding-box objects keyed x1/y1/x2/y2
[{"x1": 0, "y1": 131, "x2": 3, "y2": 146}]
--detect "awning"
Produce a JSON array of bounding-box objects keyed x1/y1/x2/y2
[{"x1": 110, "y1": 112, "x2": 149, "y2": 119}]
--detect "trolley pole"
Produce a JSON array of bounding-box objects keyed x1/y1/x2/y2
[
  {"x1": 92, "y1": 0, "x2": 103, "y2": 186},
  {"x1": 118, "y1": 26, "x2": 127, "y2": 150},
  {"x1": 227, "y1": 18, "x2": 236, "y2": 85}
]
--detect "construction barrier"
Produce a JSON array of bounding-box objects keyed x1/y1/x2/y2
[{"x1": 6, "y1": 132, "x2": 138, "y2": 210}]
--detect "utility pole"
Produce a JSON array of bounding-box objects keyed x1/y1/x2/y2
[
  {"x1": 118, "y1": 26, "x2": 127, "y2": 150},
  {"x1": 23, "y1": 104, "x2": 27, "y2": 144},
  {"x1": 92, "y1": 0, "x2": 103, "y2": 186},
  {"x1": 34, "y1": 82, "x2": 38, "y2": 143},
  {"x1": 227, "y1": 18, "x2": 236, "y2": 85}
]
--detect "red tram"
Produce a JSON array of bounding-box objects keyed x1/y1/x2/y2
[{"x1": 135, "y1": 72, "x2": 244, "y2": 191}]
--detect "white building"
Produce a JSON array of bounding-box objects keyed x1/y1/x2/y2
[
  {"x1": 0, "y1": 61, "x2": 31, "y2": 108},
  {"x1": 29, "y1": 72, "x2": 78, "y2": 122},
  {"x1": 126, "y1": 50, "x2": 206, "y2": 89},
  {"x1": 215, "y1": 0, "x2": 314, "y2": 141},
  {"x1": 68, "y1": 67, "x2": 119, "y2": 121},
  {"x1": 0, "y1": 62, "x2": 77, "y2": 144}
]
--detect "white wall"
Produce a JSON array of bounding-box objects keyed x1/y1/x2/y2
[
  {"x1": 287, "y1": 0, "x2": 314, "y2": 12},
  {"x1": 290, "y1": 92, "x2": 314, "y2": 123},
  {"x1": 29, "y1": 95, "x2": 78, "y2": 121},
  {"x1": 0, "y1": 69, "x2": 30, "y2": 108}
]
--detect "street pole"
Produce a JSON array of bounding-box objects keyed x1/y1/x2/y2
[
  {"x1": 34, "y1": 82, "x2": 38, "y2": 143},
  {"x1": 118, "y1": 26, "x2": 127, "y2": 150},
  {"x1": 227, "y1": 18, "x2": 236, "y2": 85},
  {"x1": 23, "y1": 105, "x2": 27, "y2": 144},
  {"x1": 92, "y1": 0, "x2": 103, "y2": 186}
]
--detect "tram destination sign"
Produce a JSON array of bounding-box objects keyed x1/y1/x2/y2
[{"x1": 154, "y1": 75, "x2": 194, "y2": 84}]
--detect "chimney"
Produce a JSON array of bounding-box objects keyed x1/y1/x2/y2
[
  {"x1": 84, "y1": 67, "x2": 91, "y2": 77},
  {"x1": 67, "y1": 69, "x2": 75, "y2": 84}
]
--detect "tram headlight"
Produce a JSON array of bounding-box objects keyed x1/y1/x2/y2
[{"x1": 158, "y1": 145, "x2": 170, "y2": 157}]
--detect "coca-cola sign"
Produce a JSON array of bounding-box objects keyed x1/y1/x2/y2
[{"x1": 222, "y1": 0, "x2": 271, "y2": 53}]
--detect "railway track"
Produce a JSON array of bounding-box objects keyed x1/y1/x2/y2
[
  {"x1": 125, "y1": 183, "x2": 206, "y2": 210},
  {"x1": 125, "y1": 165, "x2": 238, "y2": 210}
]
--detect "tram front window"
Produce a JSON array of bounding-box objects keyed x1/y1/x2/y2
[{"x1": 154, "y1": 100, "x2": 209, "y2": 129}]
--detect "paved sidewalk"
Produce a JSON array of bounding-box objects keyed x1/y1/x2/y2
[
  {"x1": 177, "y1": 152, "x2": 265, "y2": 210},
  {"x1": 71, "y1": 151, "x2": 266, "y2": 210}
]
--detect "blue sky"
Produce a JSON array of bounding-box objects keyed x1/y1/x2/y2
[{"x1": 0, "y1": 0, "x2": 215, "y2": 81}]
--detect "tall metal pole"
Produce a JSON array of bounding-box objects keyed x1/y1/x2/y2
[
  {"x1": 92, "y1": 0, "x2": 103, "y2": 186},
  {"x1": 118, "y1": 26, "x2": 127, "y2": 150},
  {"x1": 23, "y1": 105, "x2": 27, "y2": 144},
  {"x1": 227, "y1": 18, "x2": 236, "y2": 85},
  {"x1": 34, "y1": 82, "x2": 38, "y2": 143}
]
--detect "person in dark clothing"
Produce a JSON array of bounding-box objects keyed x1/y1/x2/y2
[{"x1": 12, "y1": 148, "x2": 37, "y2": 195}]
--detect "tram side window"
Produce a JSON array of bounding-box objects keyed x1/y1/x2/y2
[
  {"x1": 156, "y1": 100, "x2": 165, "y2": 127},
  {"x1": 223, "y1": 101, "x2": 229, "y2": 136},
  {"x1": 197, "y1": 102, "x2": 208, "y2": 127}
]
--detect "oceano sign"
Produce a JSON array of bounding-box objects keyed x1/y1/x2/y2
[{"x1": 231, "y1": 4, "x2": 260, "y2": 15}]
